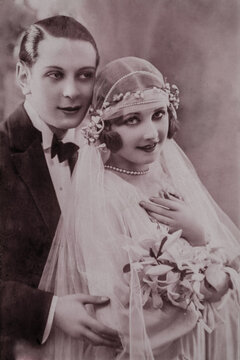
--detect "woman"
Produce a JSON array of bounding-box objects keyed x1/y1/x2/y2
[{"x1": 40, "y1": 57, "x2": 240, "y2": 360}]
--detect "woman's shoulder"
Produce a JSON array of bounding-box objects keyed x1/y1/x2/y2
[
  {"x1": 103, "y1": 170, "x2": 150, "y2": 221},
  {"x1": 104, "y1": 170, "x2": 141, "y2": 201}
]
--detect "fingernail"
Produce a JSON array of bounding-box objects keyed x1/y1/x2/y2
[
  {"x1": 169, "y1": 192, "x2": 179, "y2": 199},
  {"x1": 100, "y1": 296, "x2": 109, "y2": 301},
  {"x1": 139, "y1": 201, "x2": 144, "y2": 206}
]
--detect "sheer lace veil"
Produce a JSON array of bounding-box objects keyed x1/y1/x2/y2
[
  {"x1": 161, "y1": 140, "x2": 240, "y2": 257},
  {"x1": 39, "y1": 57, "x2": 240, "y2": 359}
]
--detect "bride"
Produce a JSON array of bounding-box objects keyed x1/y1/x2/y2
[{"x1": 38, "y1": 56, "x2": 240, "y2": 359}]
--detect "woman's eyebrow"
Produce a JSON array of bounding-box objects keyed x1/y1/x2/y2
[
  {"x1": 153, "y1": 106, "x2": 165, "y2": 112},
  {"x1": 109, "y1": 115, "x2": 124, "y2": 125},
  {"x1": 116, "y1": 112, "x2": 139, "y2": 123},
  {"x1": 109, "y1": 107, "x2": 166, "y2": 124}
]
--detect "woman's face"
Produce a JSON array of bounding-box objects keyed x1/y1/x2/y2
[{"x1": 108, "y1": 102, "x2": 169, "y2": 171}]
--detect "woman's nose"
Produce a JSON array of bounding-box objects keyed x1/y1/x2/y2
[{"x1": 143, "y1": 121, "x2": 159, "y2": 140}]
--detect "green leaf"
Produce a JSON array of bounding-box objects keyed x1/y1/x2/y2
[
  {"x1": 123, "y1": 263, "x2": 131, "y2": 273},
  {"x1": 157, "y1": 236, "x2": 168, "y2": 258},
  {"x1": 149, "y1": 247, "x2": 156, "y2": 259}
]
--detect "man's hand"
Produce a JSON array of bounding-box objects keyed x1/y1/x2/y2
[
  {"x1": 140, "y1": 194, "x2": 206, "y2": 246},
  {"x1": 54, "y1": 294, "x2": 122, "y2": 348}
]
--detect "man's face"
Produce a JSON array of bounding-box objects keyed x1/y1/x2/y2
[{"x1": 26, "y1": 35, "x2": 97, "y2": 133}]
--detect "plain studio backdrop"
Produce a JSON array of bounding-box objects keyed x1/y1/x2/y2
[{"x1": 1, "y1": 0, "x2": 239, "y2": 227}]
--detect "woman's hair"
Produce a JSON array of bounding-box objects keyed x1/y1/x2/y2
[
  {"x1": 19, "y1": 15, "x2": 99, "y2": 67},
  {"x1": 99, "y1": 107, "x2": 179, "y2": 153},
  {"x1": 88, "y1": 57, "x2": 180, "y2": 152},
  {"x1": 167, "y1": 107, "x2": 180, "y2": 138},
  {"x1": 99, "y1": 120, "x2": 123, "y2": 153}
]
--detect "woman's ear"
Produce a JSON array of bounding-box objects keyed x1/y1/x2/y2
[{"x1": 16, "y1": 61, "x2": 32, "y2": 96}]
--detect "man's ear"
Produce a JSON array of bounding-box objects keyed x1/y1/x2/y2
[{"x1": 16, "y1": 61, "x2": 32, "y2": 96}]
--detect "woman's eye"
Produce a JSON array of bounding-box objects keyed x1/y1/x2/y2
[
  {"x1": 152, "y1": 110, "x2": 164, "y2": 121},
  {"x1": 47, "y1": 72, "x2": 63, "y2": 80},
  {"x1": 124, "y1": 117, "x2": 139, "y2": 125}
]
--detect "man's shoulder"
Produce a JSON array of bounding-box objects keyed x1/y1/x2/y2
[
  {"x1": 0, "y1": 105, "x2": 24, "y2": 154},
  {"x1": 0, "y1": 104, "x2": 26, "y2": 136},
  {"x1": 0, "y1": 104, "x2": 42, "y2": 154},
  {"x1": 0, "y1": 105, "x2": 37, "y2": 170}
]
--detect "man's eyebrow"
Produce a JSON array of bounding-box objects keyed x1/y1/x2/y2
[
  {"x1": 76, "y1": 66, "x2": 96, "y2": 72},
  {"x1": 44, "y1": 66, "x2": 63, "y2": 70},
  {"x1": 44, "y1": 66, "x2": 96, "y2": 71}
]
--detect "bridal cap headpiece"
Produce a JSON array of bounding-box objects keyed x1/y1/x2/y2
[{"x1": 82, "y1": 56, "x2": 179, "y2": 144}]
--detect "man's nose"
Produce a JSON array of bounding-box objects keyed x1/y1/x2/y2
[{"x1": 62, "y1": 78, "x2": 79, "y2": 99}]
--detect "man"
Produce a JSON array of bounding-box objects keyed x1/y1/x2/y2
[{"x1": 0, "y1": 15, "x2": 120, "y2": 359}]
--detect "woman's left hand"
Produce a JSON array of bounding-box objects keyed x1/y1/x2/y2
[
  {"x1": 139, "y1": 194, "x2": 207, "y2": 246},
  {"x1": 200, "y1": 264, "x2": 231, "y2": 302}
]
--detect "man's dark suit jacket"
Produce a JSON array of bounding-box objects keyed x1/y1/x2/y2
[{"x1": 0, "y1": 105, "x2": 61, "y2": 359}]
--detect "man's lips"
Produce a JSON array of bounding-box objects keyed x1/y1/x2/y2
[{"x1": 57, "y1": 106, "x2": 81, "y2": 114}]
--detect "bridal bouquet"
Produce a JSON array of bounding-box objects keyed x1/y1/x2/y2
[{"x1": 123, "y1": 230, "x2": 235, "y2": 313}]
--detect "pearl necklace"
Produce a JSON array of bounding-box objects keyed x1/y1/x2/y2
[{"x1": 104, "y1": 164, "x2": 149, "y2": 176}]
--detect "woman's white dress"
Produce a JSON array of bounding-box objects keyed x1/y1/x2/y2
[{"x1": 17, "y1": 140, "x2": 240, "y2": 360}]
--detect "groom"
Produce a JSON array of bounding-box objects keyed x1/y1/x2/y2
[{"x1": 0, "y1": 15, "x2": 120, "y2": 359}]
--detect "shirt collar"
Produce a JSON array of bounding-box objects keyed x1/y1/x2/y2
[{"x1": 24, "y1": 101, "x2": 76, "y2": 150}]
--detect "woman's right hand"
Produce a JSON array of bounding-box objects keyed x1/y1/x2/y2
[{"x1": 140, "y1": 194, "x2": 207, "y2": 246}]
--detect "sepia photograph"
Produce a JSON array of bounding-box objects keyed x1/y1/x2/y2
[{"x1": 0, "y1": 0, "x2": 239, "y2": 359}]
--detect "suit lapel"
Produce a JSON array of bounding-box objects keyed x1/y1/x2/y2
[{"x1": 9, "y1": 105, "x2": 60, "y2": 238}]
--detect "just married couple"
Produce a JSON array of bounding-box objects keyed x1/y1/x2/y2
[{"x1": 0, "y1": 15, "x2": 240, "y2": 360}]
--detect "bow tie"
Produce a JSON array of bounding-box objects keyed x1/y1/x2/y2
[{"x1": 51, "y1": 134, "x2": 79, "y2": 174}]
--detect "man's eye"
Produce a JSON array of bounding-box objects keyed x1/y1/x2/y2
[
  {"x1": 152, "y1": 110, "x2": 164, "y2": 120},
  {"x1": 47, "y1": 72, "x2": 63, "y2": 80},
  {"x1": 78, "y1": 71, "x2": 95, "y2": 80},
  {"x1": 125, "y1": 117, "x2": 139, "y2": 125}
]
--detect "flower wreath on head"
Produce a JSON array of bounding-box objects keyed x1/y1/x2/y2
[{"x1": 81, "y1": 81, "x2": 180, "y2": 146}]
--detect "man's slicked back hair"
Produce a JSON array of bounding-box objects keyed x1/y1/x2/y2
[{"x1": 19, "y1": 15, "x2": 99, "y2": 67}]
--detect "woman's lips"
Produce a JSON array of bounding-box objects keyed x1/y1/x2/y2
[
  {"x1": 57, "y1": 106, "x2": 81, "y2": 115},
  {"x1": 137, "y1": 142, "x2": 159, "y2": 152}
]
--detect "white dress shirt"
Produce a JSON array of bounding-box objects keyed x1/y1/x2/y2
[
  {"x1": 24, "y1": 101, "x2": 78, "y2": 343},
  {"x1": 24, "y1": 101, "x2": 76, "y2": 211}
]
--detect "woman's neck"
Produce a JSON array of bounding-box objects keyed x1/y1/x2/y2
[
  {"x1": 104, "y1": 158, "x2": 170, "y2": 199},
  {"x1": 104, "y1": 161, "x2": 152, "y2": 192},
  {"x1": 105, "y1": 154, "x2": 149, "y2": 173}
]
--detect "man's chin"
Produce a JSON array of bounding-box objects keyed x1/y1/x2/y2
[{"x1": 50, "y1": 118, "x2": 85, "y2": 132}]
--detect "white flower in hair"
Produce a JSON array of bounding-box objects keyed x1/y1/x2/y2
[
  {"x1": 81, "y1": 109, "x2": 104, "y2": 145},
  {"x1": 123, "y1": 92, "x2": 131, "y2": 100},
  {"x1": 113, "y1": 93, "x2": 124, "y2": 102},
  {"x1": 102, "y1": 101, "x2": 110, "y2": 109}
]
